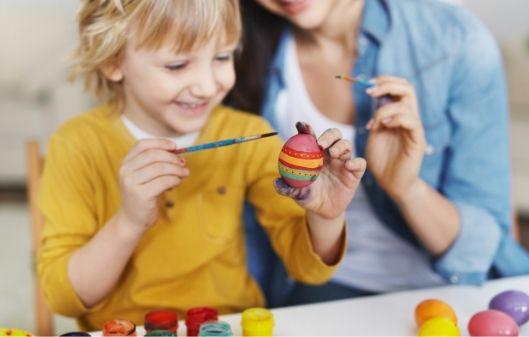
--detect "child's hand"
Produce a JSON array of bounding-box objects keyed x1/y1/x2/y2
[
  {"x1": 275, "y1": 122, "x2": 366, "y2": 219},
  {"x1": 117, "y1": 139, "x2": 189, "y2": 234}
]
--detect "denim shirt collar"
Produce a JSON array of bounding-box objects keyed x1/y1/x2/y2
[{"x1": 362, "y1": 0, "x2": 390, "y2": 44}]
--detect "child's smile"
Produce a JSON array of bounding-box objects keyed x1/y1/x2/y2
[{"x1": 171, "y1": 100, "x2": 210, "y2": 118}]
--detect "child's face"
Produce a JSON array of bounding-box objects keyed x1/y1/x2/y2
[{"x1": 115, "y1": 35, "x2": 237, "y2": 136}]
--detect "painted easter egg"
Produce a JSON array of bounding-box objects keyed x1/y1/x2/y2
[
  {"x1": 415, "y1": 299, "x2": 458, "y2": 327},
  {"x1": 489, "y1": 290, "x2": 529, "y2": 326},
  {"x1": 418, "y1": 317, "x2": 460, "y2": 337},
  {"x1": 278, "y1": 134, "x2": 323, "y2": 188},
  {"x1": 468, "y1": 310, "x2": 519, "y2": 337}
]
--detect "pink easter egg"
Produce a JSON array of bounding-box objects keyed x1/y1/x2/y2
[
  {"x1": 278, "y1": 134, "x2": 323, "y2": 188},
  {"x1": 468, "y1": 310, "x2": 519, "y2": 336}
]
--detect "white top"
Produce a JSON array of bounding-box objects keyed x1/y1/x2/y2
[
  {"x1": 281, "y1": 34, "x2": 445, "y2": 292},
  {"x1": 121, "y1": 115, "x2": 199, "y2": 147}
]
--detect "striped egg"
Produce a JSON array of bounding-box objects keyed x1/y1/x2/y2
[{"x1": 278, "y1": 134, "x2": 324, "y2": 188}]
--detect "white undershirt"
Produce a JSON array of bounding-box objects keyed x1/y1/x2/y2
[
  {"x1": 121, "y1": 115, "x2": 199, "y2": 148},
  {"x1": 280, "y1": 34, "x2": 445, "y2": 292}
]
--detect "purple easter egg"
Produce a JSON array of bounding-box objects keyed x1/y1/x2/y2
[
  {"x1": 489, "y1": 290, "x2": 529, "y2": 326},
  {"x1": 468, "y1": 310, "x2": 519, "y2": 337}
]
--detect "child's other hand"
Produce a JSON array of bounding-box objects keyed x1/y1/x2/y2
[
  {"x1": 117, "y1": 139, "x2": 189, "y2": 234},
  {"x1": 275, "y1": 123, "x2": 366, "y2": 219}
]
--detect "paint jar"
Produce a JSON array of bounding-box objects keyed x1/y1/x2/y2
[
  {"x1": 186, "y1": 307, "x2": 218, "y2": 336},
  {"x1": 241, "y1": 308, "x2": 274, "y2": 336},
  {"x1": 144, "y1": 330, "x2": 177, "y2": 336},
  {"x1": 102, "y1": 319, "x2": 136, "y2": 336},
  {"x1": 198, "y1": 321, "x2": 232, "y2": 337},
  {"x1": 145, "y1": 309, "x2": 179, "y2": 334}
]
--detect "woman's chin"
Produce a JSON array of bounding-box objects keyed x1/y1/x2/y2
[{"x1": 288, "y1": 12, "x2": 327, "y2": 30}]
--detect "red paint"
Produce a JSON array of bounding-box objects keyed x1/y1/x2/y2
[
  {"x1": 144, "y1": 309, "x2": 179, "y2": 334},
  {"x1": 284, "y1": 134, "x2": 321, "y2": 153},
  {"x1": 185, "y1": 307, "x2": 218, "y2": 336}
]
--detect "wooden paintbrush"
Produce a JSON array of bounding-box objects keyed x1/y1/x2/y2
[
  {"x1": 172, "y1": 132, "x2": 278, "y2": 155},
  {"x1": 336, "y1": 74, "x2": 393, "y2": 106},
  {"x1": 334, "y1": 75, "x2": 375, "y2": 88}
]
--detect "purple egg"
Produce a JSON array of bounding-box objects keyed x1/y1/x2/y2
[{"x1": 489, "y1": 290, "x2": 529, "y2": 326}]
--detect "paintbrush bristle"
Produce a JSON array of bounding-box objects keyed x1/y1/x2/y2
[
  {"x1": 335, "y1": 74, "x2": 354, "y2": 81},
  {"x1": 335, "y1": 74, "x2": 375, "y2": 88},
  {"x1": 261, "y1": 132, "x2": 278, "y2": 138}
]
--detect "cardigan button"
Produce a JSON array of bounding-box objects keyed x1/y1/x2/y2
[
  {"x1": 165, "y1": 200, "x2": 174, "y2": 208},
  {"x1": 217, "y1": 186, "x2": 226, "y2": 195},
  {"x1": 425, "y1": 144, "x2": 435, "y2": 156}
]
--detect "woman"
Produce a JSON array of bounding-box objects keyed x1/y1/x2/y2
[{"x1": 229, "y1": 0, "x2": 529, "y2": 305}]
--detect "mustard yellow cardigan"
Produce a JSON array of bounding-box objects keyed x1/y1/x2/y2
[{"x1": 38, "y1": 105, "x2": 344, "y2": 330}]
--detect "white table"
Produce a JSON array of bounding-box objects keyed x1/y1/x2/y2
[
  {"x1": 94, "y1": 276, "x2": 529, "y2": 336},
  {"x1": 224, "y1": 276, "x2": 529, "y2": 336}
]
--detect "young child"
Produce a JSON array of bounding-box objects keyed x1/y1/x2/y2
[{"x1": 37, "y1": 0, "x2": 366, "y2": 331}]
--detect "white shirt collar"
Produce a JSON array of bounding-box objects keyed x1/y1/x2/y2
[{"x1": 121, "y1": 115, "x2": 199, "y2": 148}]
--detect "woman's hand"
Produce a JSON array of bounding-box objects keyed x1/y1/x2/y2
[
  {"x1": 117, "y1": 139, "x2": 190, "y2": 235},
  {"x1": 275, "y1": 122, "x2": 366, "y2": 220},
  {"x1": 365, "y1": 76, "x2": 426, "y2": 202}
]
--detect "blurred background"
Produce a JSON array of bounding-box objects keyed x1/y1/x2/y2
[{"x1": 0, "y1": 0, "x2": 528, "y2": 333}]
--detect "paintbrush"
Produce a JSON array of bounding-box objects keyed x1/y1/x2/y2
[
  {"x1": 334, "y1": 75, "x2": 375, "y2": 88},
  {"x1": 336, "y1": 73, "x2": 396, "y2": 107},
  {"x1": 172, "y1": 132, "x2": 278, "y2": 155}
]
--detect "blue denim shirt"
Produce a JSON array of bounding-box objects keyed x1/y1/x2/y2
[{"x1": 256, "y1": 0, "x2": 529, "y2": 287}]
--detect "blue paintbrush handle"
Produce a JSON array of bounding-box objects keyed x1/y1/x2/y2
[
  {"x1": 173, "y1": 132, "x2": 277, "y2": 155},
  {"x1": 183, "y1": 138, "x2": 237, "y2": 153}
]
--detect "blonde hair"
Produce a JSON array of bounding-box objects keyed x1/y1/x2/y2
[{"x1": 70, "y1": 0, "x2": 241, "y2": 103}]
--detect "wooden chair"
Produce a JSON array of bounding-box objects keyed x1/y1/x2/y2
[{"x1": 25, "y1": 140, "x2": 54, "y2": 336}]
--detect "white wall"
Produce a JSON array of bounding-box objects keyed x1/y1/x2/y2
[
  {"x1": 463, "y1": 0, "x2": 529, "y2": 41},
  {"x1": 0, "y1": 0, "x2": 93, "y2": 184}
]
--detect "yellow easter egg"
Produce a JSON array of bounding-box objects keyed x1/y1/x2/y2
[{"x1": 418, "y1": 317, "x2": 460, "y2": 337}]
